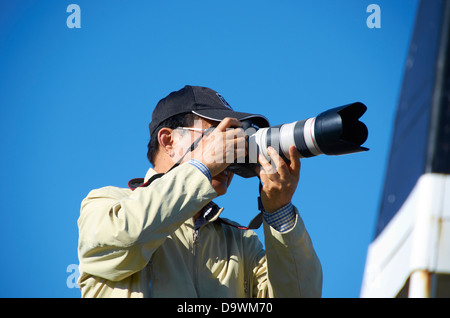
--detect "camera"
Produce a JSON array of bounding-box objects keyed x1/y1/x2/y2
[{"x1": 226, "y1": 102, "x2": 369, "y2": 178}]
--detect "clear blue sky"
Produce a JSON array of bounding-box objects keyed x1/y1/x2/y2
[{"x1": 0, "y1": 0, "x2": 418, "y2": 297}]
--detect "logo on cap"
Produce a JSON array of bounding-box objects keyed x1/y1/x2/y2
[{"x1": 216, "y1": 93, "x2": 233, "y2": 110}]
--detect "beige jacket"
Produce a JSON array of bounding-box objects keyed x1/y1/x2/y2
[{"x1": 77, "y1": 163, "x2": 322, "y2": 297}]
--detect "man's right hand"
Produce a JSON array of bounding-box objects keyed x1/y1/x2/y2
[{"x1": 188, "y1": 117, "x2": 247, "y2": 177}]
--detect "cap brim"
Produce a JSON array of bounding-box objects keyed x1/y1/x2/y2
[{"x1": 192, "y1": 109, "x2": 270, "y2": 128}]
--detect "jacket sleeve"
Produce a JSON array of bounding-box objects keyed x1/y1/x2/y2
[
  {"x1": 252, "y1": 207, "x2": 323, "y2": 298},
  {"x1": 77, "y1": 164, "x2": 217, "y2": 281}
]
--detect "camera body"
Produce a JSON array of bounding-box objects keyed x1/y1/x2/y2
[{"x1": 226, "y1": 102, "x2": 369, "y2": 178}]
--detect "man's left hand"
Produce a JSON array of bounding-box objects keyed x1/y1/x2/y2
[{"x1": 256, "y1": 146, "x2": 301, "y2": 213}]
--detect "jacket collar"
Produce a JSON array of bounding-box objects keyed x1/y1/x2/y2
[
  {"x1": 127, "y1": 167, "x2": 162, "y2": 190},
  {"x1": 200, "y1": 201, "x2": 224, "y2": 223},
  {"x1": 144, "y1": 167, "x2": 158, "y2": 183}
]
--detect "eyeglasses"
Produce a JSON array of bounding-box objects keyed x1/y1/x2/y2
[{"x1": 177, "y1": 127, "x2": 210, "y2": 133}]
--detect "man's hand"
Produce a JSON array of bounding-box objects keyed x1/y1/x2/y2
[
  {"x1": 256, "y1": 146, "x2": 301, "y2": 213},
  {"x1": 188, "y1": 117, "x2": 247, "y2": 177}
]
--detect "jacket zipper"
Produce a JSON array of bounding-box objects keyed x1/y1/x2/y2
[
  {"x1": 193, "y1": 229, "x2": 199, "y2": 256},
  {"x1": 193, "y1": 228, "x2": 200, "y2": 296}
]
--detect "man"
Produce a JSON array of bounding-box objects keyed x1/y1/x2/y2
[{"x1": 77, "y1": 85, "x2": 322, "y2": 297}]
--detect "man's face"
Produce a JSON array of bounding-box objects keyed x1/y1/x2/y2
[{"x1": 173, "y1": 117, "x2": 234, "y2": 196}]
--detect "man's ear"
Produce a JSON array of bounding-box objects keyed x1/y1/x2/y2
[{"x1": 157, "y1": 127, "x2": 174, "y2": 156}]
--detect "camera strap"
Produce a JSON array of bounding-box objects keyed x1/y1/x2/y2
[
  {"x1": 128, "y1": 128, "x2": 210, "y2": 190},
  {"x1": 245, "y1": 178, "x2": 264, "y2": 229}
]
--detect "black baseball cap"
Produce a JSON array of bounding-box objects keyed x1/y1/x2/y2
[{"x1": 148, "y1": 85, "x2": 270, "y2": 136}]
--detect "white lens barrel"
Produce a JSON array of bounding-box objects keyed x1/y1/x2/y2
[
  {"x1": 279, "y1": 122, "x2": 299, "y2": 158},
  {"x1": 303, "y1": 117, "x2": 323, "y2": 156},
  {"x1": 248, "y1": 117, "x2": 324, "y2": 162},
  {"x1": 255, "y1": 127, "x2": 270, "y2": 161}
]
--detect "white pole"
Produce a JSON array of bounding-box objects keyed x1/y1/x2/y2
[{"x1": 408, "y1": 269, "x2": 431, "y2": 298}]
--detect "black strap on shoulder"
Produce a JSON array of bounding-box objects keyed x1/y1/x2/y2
[{"x1": 128, "y1": 173, "x2": 165, "y2": 190}]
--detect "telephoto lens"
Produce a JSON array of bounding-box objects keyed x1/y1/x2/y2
[{"x1": 227, "y1": 102, "x2": 369, "y2": 178}]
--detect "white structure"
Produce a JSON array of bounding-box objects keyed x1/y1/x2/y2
[{"x1": 361, "y1": 174, "x2": 450, "y2": 297}]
